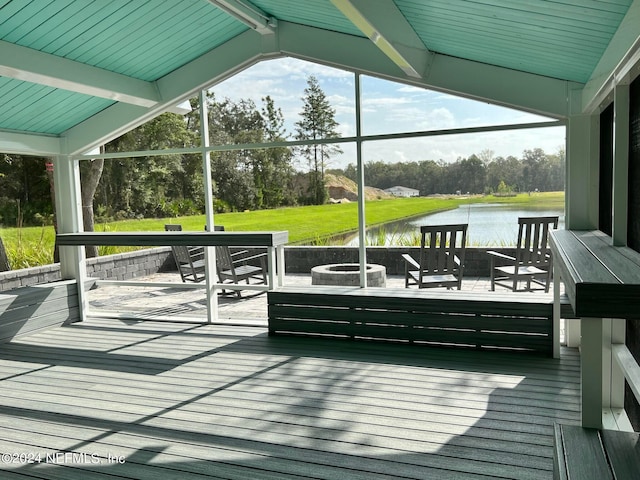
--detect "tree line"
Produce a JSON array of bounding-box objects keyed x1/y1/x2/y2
[
  {"x1": 335, "y1": 148, "x2": 565, "y2": 196},
  {"x1": 1, "y1": 75, "x2": 564, "y2": 233},
  {"x1": 0, "y1": 75, "x2": 342, "y2": 229}
]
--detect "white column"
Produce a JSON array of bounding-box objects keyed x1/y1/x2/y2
[
  {"x1": 53, "y1": 156, "x2": 88, "y2": 320},
  {"x1": 612, "y1": 84, "x2": 630, "y2": 246},
  {"x1": 200, "y1": 90, "x2": 217, "y2": 323},
  {"x1": 552, "y1": 269, "x2": 561, "y2": 358},
  {"x1": 355, "y1": 73, "x2": 367, "y2": 287},
  {"x1": 607, "y1": 84, "x2": 629, "y2": 426},
  {"x1": 609, "y1": 318, "x2": 627, "y2": 412},
  {"x1": 565, "y1": 112, "x2": 599, "y2": 230},
  {"x1": 581, "y1": 317, "x2": 606, "y2": 428},
  {"x1": 276, "y1": 244, "x2": 285, "y2": 287}
]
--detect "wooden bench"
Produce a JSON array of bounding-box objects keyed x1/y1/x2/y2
[
  {"x1": 0, "y1": 280, "x2": 80, "y2": 343},
  {"x1": 554, "y1": 423, "x2": 640, "y2": 480},
  {"x1": 268, "y1": 286, "x2": 574, "y2": 356}
]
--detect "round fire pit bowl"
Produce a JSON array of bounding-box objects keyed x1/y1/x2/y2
[{"x1": 311, "y1": 263, "x2": 386, "y2": 287}]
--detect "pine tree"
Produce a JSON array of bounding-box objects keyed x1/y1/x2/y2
[
  {"x1": 260, "y1": 96, "x2": 295, "y2": 207},
  {"x1": 294, "y1": 75, "x2": 343, "y2": 204}
]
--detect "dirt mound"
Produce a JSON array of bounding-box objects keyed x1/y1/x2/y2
[{"x1": 325, "y1": 173, "x2": 392, "y2": 202}]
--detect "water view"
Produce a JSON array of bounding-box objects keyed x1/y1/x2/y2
[{"x1": 347, "y1": 203, "x2": 565, "y2": 246}]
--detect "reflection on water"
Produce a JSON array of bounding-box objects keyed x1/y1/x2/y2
[{"x1": 346, "y1": 203, "x2": 565, "y2": 246}]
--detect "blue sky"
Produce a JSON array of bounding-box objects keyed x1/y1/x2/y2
[{"x1": 211, "y1": 57, "x2": 565, "y2": 169}]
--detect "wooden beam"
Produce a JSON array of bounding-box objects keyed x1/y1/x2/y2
[
  {"x1": 207, "y1": 0, "x2": 276, "y2": 35},
  {"x1": 0, "y1": 129, "x2": 61, "y2": 156},
  {"x1": 330, "y1": 0, "x2": 430, "y2": 78},
  {"x1": 0, "y1": 40, "x2": 159, "y2": 108},
  {"x1": 61, "y1": 29, "x2": 265, "y2": 155}
]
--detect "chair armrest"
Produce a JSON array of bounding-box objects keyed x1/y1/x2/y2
[
  {"x1": 487, "y1": 250, "x2": 516, "y2": 261},
  {"x1": 401, "y1": 253, "x2": 420, "y2": 269}
]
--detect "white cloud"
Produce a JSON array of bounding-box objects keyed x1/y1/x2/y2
[
  {"x1": 396, "y1": 85, "x2": 429, "y2": 94},
  {"x1": 208, "y1": 57, "x2": 565, "y2": 169}
]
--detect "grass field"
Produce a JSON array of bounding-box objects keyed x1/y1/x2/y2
[{"x1": 0, "y1": 191, "x2": 564, "y2": 269}]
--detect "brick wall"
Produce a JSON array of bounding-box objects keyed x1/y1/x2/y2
[{"x1": 0, "y1": 245, "x2": 516, "y2": 292}]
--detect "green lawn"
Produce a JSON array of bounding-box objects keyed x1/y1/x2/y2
[{"x1": 0, "y1": 192, "x2": 564, "y2": 269}]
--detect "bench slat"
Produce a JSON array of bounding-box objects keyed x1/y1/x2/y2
[
  {"x1": 269, "y1": 305, "x2": 552, "y2": 334},
  {"x1": 601, "y1": 429, "x2": 640, "y2": 480},
  {"x1": 269, "y1": 287, "x2": 556, "y2": 355}
]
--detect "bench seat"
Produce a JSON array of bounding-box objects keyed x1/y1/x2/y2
[{"x1": 268, "y1": 286, "x2": 572, "y2": 356}]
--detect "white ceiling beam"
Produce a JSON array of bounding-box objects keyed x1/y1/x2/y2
[
  {"x1": 62, "y1": 30, "x2": 268, "y2": 155},
  {"x1": 279, "y1": 22, "x2": 571, "y2": 119},
  {"x1": 0, "y1": 40, "x2": 160, "y2": 108},
  {"x1": 582, "y1": 0, "x2": 640, "y2": 113},
  {"x1": 330, "y1": 0, "x2": 430, "y2": 78},
  {"x1": 0, "y1": 129, "x2": 61, "y2": 156},
  {"x1": 207, "y1": 0, "x2": 276, "y2": 35}
]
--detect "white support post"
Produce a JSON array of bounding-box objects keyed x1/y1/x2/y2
[
  {"x1": 267, "y1": 246, "x2": 277, "y2": 290},
  {"x1": 53, "y1": 156, "x2": 88, "y2": 320},
  {"x1": 566, "y1": 318, "x2": 582, "y2": 348},
  {"x1": 552, "y1": 268, "x2": 561, "y2": 359},
  {"x1": 565, "y1": 94, "x2": 599, "y2": 230},
  {"x1": 200, "y1": 90, "x2": 217, "y2": 323},
  {"x1": 581, "y1": 316, "x2": 606, "y2": 428},
  {"x1": 609, "y1": 318, "x2": 627, "y2": 412},
  {"x1": 612, "y1": 84, "x2": 630, "y2": 246},
  {"x1": 276, "y1": 244, "x2": 285, "y2": 287},
  {"x1": 354, "y1": 73, "x2": 367, "y2": 287}
]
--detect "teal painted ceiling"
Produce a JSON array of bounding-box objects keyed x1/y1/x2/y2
[
  {"x1": 396, "y1": 0, "x2": 632, "y2": 83},
  {"x1": 0, "y1": 0, "x2": 637, "y2": 155}
]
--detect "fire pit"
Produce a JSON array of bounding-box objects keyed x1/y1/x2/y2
[{"x1": 311, "y1": 263, "x2": 386, "y2": 287}]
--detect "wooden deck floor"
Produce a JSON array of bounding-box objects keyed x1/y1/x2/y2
[{"x1": 0, "y1": 318, "x2": 580, "y2": 479}]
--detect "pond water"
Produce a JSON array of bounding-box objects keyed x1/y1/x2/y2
[{"x1": 345, "y1": 203, "x2": 565, "y2": 246}]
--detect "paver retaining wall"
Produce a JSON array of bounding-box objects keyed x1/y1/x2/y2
[{"x1": 0, "y1": 246, "x2": 509, "y2": 292}]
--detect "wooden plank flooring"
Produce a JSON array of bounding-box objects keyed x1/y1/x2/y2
[{"x1": 0, "y1": 318, "x2": 580, "y2": 479}]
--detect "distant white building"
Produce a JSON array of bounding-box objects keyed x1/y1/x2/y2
[{"x1": 384, "y1": 186, "x2": 419, "y2": 197}]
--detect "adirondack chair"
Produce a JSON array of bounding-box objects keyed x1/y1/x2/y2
[
  {"x1": 402, "y1": 224, "x2": 468, "y2": 290},
  {"x1": 205, "y1": 225, "x2": 269, "y2": 297},
  {"x1": 166, "y1": 224, "x2": 267, "y2": 296},
  {"x1": 488, "y1": 215, "x2": 559, "y2": 292},
  {"x1": 164, "y1": 224, "x2": 205, "y2": 283},
  {"x1": 215, "y1": 244, "x2": 268, "y2": 297}
]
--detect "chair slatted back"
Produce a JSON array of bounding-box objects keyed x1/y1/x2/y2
[
  {"x1": 215, "y1": 245, "x2": 235, "y2": 271},
  {"x1": 164, "y1": 224, "x2": 191, "y2": 264},
  {"x1": 418, "y1": 224, "x2": 468, "y2": 275},
  {"x1": 516, "y1": 216, "x2": 559, "y2": 267}
]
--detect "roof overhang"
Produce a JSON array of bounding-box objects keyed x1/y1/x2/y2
[
  {"x1": 3, "y1": 0, "x2": 639, "y2": 158},
  {"x1": 62, "y1": 22, "x2": 573, "y2": 157}
]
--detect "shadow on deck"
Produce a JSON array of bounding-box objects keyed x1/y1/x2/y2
[{"x1": 0, "y1": 317, "x2": 579, "y2": 479}]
